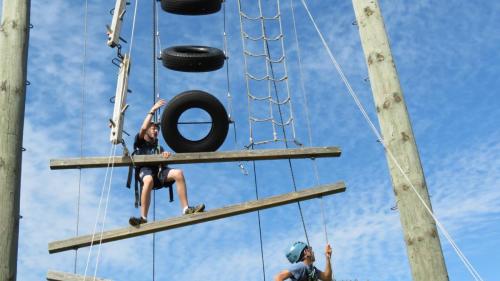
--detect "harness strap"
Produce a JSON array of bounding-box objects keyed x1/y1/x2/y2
[
  {"x1": 127, "y1": 135, "x2": 175, "y2": 207},
  {"x1": 126, "y1": 164, "x2": 133, "y2": 188},
  {"x1": 129, "y1": 167, "x2": 175, "y2": 208},
  {"x1": 168, "y1": 184, "x2": 173, "y2": 202},
  {"x1": 135, "y1": 175, "x2": 141, "y2": 208},
  {"x1": 156, "y1": 180, "x2": 174, "y2": 202}
]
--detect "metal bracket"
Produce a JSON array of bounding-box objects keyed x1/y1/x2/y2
[{"x1": 111, "y1": 57, "x2": 122, "y2": 67}]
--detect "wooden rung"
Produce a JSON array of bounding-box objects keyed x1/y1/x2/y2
[
  {"x1": 47, "y1": 270, "x2": 111, "y2": 281},
  {"x1": 49, "y1": 182, "x2": 346, "y2": 254},
  {"x1": 50, "y1": 146, "x2": 341, "y2": 170}
]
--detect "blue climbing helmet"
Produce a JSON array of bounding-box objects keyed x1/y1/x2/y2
[{"x1": 286, "y1": 241, "x2": 309, "y2": 263}]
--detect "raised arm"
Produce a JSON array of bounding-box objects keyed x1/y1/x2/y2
[
  {"x1": 274, "y1": 270, "x2": 292, "y2": 281},
  {"x1": 139, "y1": 99, "x2": 166, "y2": 139},
  {"x1": 319, "y1": 244, "x2": 332, "y2": 281}
]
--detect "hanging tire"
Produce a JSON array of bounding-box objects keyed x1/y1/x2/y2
[
  {"x1": 161, "y1": 90, "x2": 229, "y2": 153},
  {"x1": 161, "y1": 46, "x2": 225, "y2": 72},
  {"x1": 161, "y1": 0, "x2": 222, "y2": 16}
]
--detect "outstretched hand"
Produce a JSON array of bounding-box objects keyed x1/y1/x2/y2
[
  {"x1": 162, "y1": 151, "x2": 171, "y2": 158},
  {"x1": 151, "y1": 99, "x2": 167, "y2": 112},
  {"x1": 325, "y1": 244, "x2": 332, "y2": 259}
]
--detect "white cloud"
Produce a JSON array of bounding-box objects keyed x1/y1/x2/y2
[{"x1": 3, "y1": 0, "x2": 499, "y2": 280}]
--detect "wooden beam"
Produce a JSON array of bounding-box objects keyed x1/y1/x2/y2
[
  {"x1": 47, "y1": 270, "x2": 111, "y2": 281},
  {"x1": 49, "y1": 182, "x2": 346, "y2": 254},
  {"x1": 50, "y1": 146, "x2": 341, "y2": 170}
]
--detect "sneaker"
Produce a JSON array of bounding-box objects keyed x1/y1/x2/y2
[
  {"x1": 129, "y1": 216, "x2": 147, "y2": 226},
  {"x1": 183, "y1": 204, "x2": 205, "y2": 215}
]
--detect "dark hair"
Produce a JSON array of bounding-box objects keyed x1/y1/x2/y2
[
  {"x1": 298, "y1": 248, "x2": 307, "y2": 262},
  {"x1": 148, "y1": 122, "x2": 160, "y2": 129}
]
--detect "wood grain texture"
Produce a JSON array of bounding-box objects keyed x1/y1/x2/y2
[
  {"x1": 49, "y1": 182, "x2": 346, "y2": 254},
  {"x1": 50, "y1": 146, "x2": 341, "y2": 169}
]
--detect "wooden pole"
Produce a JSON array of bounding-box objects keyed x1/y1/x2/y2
[
  {"x1": 0, "y1": 1, "x2": 30, "y2": 280},
  {"x1": 352, "y1": 1, "x2": 448, "y2": 280}
]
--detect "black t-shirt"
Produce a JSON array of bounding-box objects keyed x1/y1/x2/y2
[
  {"x1": 134, "y1": 134, "x2": 164, "y2": 170},
  {"x1": 134, "y1": 133, "x2": 161, "y2": 156}
]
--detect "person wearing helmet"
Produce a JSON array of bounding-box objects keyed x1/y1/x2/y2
[
  {"x1": 274, "y1": 242, "x2": 333, "y2": 281},
  {"x1": 129, "y1": 99, "x2": 205, "y2": 226}
]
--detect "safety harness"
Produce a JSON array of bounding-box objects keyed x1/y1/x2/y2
[{"x1": 126, "y1": 134, "x2": 174, "y2": 207}]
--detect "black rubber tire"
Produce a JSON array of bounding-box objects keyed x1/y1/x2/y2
[
  {"x1": 161, "y1": 0, "x2": 222, "y2": 16},
  {"x1": 161, "y1": 45, "x2": 225, "y2": 72},
  {"x1": 161, "y1": 90, "x2": 229, "y2": 153}
]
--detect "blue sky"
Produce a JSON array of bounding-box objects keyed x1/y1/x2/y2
[{"x1": 1, "y1": 0, "x2": 499, "y2": 280}]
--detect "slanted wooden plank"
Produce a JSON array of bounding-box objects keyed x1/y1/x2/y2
[
  {"x1": 50, "y1": 146, "x2": 341, "y2": 170},
  {"x1": 47, "y1": 270, "x2": 111, "y2": 281},
  {"x1": 49, "y1": 182, "x2": 346, "y2": 254}
]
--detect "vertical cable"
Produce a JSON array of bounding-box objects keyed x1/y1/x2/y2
[
  {"x1": 238, "y1": 2, "x2": 268, "y2": 280},
  {"x1": 128, "y1": 0, "x2": 139, "y2": 55},
  {"x1": 251, "y1": 158, "x2": 267, "y2": 281},
  {"x1": 222, "y1": 1, "x2": 233, "y2": 120},
  {"x1": 223, "y1": 1, "x2": 247, "y2": 174},
  {"x1": 258, "y1": 0, "x2": 310, "y2": 245},
  {"x1": 82, "y1": 144, "x2": 116, "y2": 279},
  {"x1": 256, "y1": 1, "x2": 278, "y2": 142},
  {"x1": 236, "y1": 0, "x2": 255, "y2": 145},
  {"x1": 75, "y1": 0, "x2": 89, "y2": 273},
  {"x1": 152, "y1": 2, "x2": 158, "y2": 280},
  {"x1": 153, "y1": 0, "x2": 158, "y2": 111},
  {"x1": 289, "y1": 0, "x2": 328, "y2": 243},
  {"x1": 153, "y1": 190, "x2": 156, "y2": 281},
  {"x1": 93, "y1": 145, "x2": 118, "y2": 279},
  {"x1": 154, "y1": 0, "x2": 162, "y2": 115}
]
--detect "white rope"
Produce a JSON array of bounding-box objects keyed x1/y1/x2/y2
[
  {"x1": 237, "y1": 0, "x2": 256, "y2": 146},
  {"x1": 243, "y1": 50, "x2": 285, "y2": 63},
  {"x1": 245, "y1": 72, "x2": 287, "y2": 82},
  {"x1": 127, "y1": 0, "x2": 139, "y2": 56},
  {"x1": 92, "y1": 144, "x2": 118, "y2": 280},
  {"x1": 248, "y1": 94, "x2": 291, "y2": 105},
  {"x1": 256, "y1": 0, "x2": 278, "y2": 144},
  {"x1": 240, "y1": 11, "x2": 280, "y2": 21},
  {"x1": 385, "y1": 142, "x2": 484, "y2": 281},
  {"x1": 238, "y1": 0, "x2": 299, "y2": 147},
  {"x1": 299, "y1": 0, "x2": 483, "y2": 279},
  {"x1": 242, "y1": 31, "x2": 283, "y2": 41},
  {"x1": 250, "y1": 116, "x2": 293, "y2": 127},
  {"x1": 222, "y1": 1, "x2": 247, "y2": 175},
  {"x1": 82, "y1": 144, "x2": 116, "y2": 279},
  {"x1": 275, "y1": 0, "x2": 298, "y2": 143},
  {"x1": 289, "y1": 0, "x2": 328, "y2": 243}
]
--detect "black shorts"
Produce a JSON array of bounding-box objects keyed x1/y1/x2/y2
[{"x1": 138, "y1": 166, "x2": 173, "y2": 187}]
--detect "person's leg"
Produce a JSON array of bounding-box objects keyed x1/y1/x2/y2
[
  {"x1": 166, "y1": 169, "x2": 188, "y2": 209},
  {"x1": 141, "y1": 175, "x2": 154, "y2": 219},
  {"x1": 162, "y1": 167, "x2": 204, "y2": 214},
  {"x1": 130, "y1": 168, "x2": 154, "y2": 226}
]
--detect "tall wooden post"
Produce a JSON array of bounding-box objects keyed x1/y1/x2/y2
[
  {"x1": 0, "y1": 1, "x2": 31, "y2": 280},
  {"x1": 352, "y1": 1, "x2": 448, "y2": 280}
]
